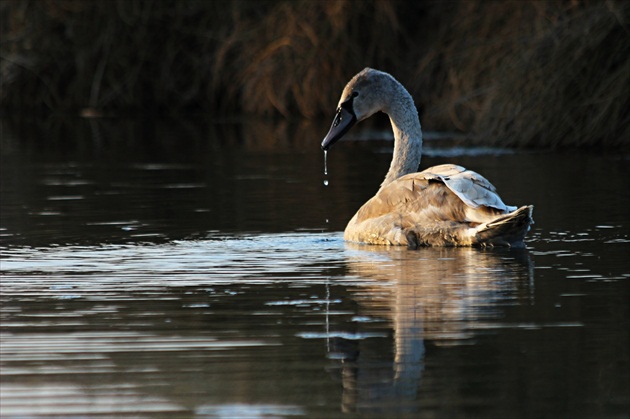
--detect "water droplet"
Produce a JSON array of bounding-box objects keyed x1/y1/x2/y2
[{"x1": 323, "y1": 150, "x2": 330, "y2": 186}]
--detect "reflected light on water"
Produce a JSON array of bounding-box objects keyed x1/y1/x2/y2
[
  {"x1": 1, "y1": 117, "x2": 628, "y2": 417},
  {"x1": 1, "y1": 232, "x2": 541, "y2": 416}
]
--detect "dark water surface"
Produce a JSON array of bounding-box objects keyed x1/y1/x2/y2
[{"x1": 1, "y1": 117, "x2": 629, "y2": 418}]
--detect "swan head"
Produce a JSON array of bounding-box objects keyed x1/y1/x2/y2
[{"x1": 321, "y1": 68, "x2": 394, "y2": 150}]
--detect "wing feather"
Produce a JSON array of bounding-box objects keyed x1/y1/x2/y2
[{"x1": 417, "y1": 164, "x2": 514, "y2": 212}]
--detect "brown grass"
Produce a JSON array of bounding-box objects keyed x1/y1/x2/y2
[
  {"x1": 1, "y1": 0, "x2": 628, "y2": 149},
  {"x1": 411, "y1": 0, "x2": 630, "y2": 149},
  {"x1": 210, "y1": 0, "x2": 413, "y2": 118}
]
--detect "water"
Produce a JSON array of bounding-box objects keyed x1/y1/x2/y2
[{"x1": 1, "y1": 117, "x2": 629, "y2": 418}]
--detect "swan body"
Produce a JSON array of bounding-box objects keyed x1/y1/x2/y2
[{"x1": 321, "y1": 68, "x2": 533, "y2": 247}]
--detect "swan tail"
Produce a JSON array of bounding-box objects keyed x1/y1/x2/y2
[{"x1": 473, "y1": 205, "x2": 534, "y2": 247}]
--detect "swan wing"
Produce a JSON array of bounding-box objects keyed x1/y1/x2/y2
[{"x1": 417, "y1": 164, "x2": 515, "y2": 212}]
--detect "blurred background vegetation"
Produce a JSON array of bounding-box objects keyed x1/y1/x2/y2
[{"x1": 1, "y1": 0, "x2": 628, "y2": 149}]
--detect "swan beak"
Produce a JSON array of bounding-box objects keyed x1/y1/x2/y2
[{"x1": 321, "y1": 107, "x2": 357, "y2": 150}]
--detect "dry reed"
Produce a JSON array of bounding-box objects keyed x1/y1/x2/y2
[
  {"x1": 411, "y1": 0, "x2": 630, "y2": 149},
  {"x1": 1, "y1": 0, "x2": 628, "y2": 149}
]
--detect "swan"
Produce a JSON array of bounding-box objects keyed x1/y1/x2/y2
[{"x1": 321, "y1": 68, "x2": 533, "y2": 247}]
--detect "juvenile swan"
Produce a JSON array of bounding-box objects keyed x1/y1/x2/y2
[{"x1": 321, "y1": 68, "x2": 533, "y2": 247}]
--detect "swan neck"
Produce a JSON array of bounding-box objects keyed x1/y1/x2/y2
[{"x1": 380, "y1": 85, "x2": 422, "y2": 188}]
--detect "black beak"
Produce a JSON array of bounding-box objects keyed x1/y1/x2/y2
[{"x1": 321, "y1": 105, "x2": 357, "y2": 151}]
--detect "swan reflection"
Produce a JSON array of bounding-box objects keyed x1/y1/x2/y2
[{"x1": 328, "y1": 245, "x2": 533, "y2": 414}]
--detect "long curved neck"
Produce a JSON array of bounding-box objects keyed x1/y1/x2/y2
[{"x1": 380, "y1": 83, "x2": 423, "y2": 188}]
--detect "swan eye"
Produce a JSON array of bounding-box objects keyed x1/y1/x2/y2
[{"x1": 352, "y1": 91, "x2": 359, "y2": 98}]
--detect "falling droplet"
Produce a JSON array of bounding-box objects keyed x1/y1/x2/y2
[{"x1": 323, "y1": 150, "x2": 329, "y2": 186}]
